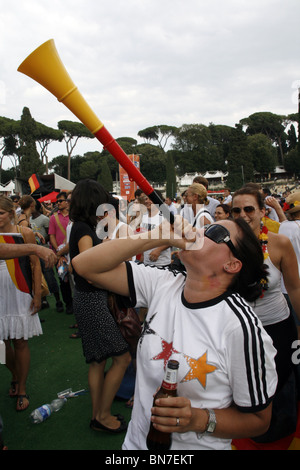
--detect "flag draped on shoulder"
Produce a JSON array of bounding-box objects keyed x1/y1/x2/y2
[
  {"x1": 28, "y1": 173, "x2": 42, "y2": 194},
  {"x1": 0, "y1": 233, "x2": 32, "y2": 295}
]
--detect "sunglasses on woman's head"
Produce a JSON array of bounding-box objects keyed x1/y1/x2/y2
[
  {"x1": 231, "y1": 206, "x2": 256, "y2": 216},
  {"x1": 57, "y1": 199, "x2": 66, "y2": 203},
  {"x1": 204, "y1": 224, "x2": 239, "y2": 259}
]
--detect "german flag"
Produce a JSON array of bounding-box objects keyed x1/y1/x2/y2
[
  {"x1": 0, "y1": 233, "x2": 32, "y2": 295},
  {"x1": 28, "y1": 173, "x2": 42, "y2": 194},
  {"x1": 232, "y1": 403, "x2": 300, "y2": 450}
]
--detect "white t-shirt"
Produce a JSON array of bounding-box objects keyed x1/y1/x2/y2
[
  {"x1": 223, "y1": 194, "x2": 232, "y2": 205},
  {"x1": 265, "y1": 205, "x2": 279, "y2": 222},
  {"x1": 122, "y1": 262, "x2": 278, "y2": 451},
  {"x1": 140, "y1": 211, "x2": 171, "y2": 267},
  {"x1": 167, "y1": 203, "x2": 177, "y2": 215},
  {"x1": 30, "y1": 213, "x2": 50, "y2": 240},
  {"x1": 180, "y1": 205, "x2": 194, "y2": 224},
  {"x1": 206, "y1": 196, "x2": 219, "y2": 220}
]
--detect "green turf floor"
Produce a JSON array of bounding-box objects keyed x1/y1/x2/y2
[{"x1": 0, "y1": 295, "x2": 133, "y2": 450}]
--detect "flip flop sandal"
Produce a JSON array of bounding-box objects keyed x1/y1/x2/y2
[
  {"x1": 16, "y1": 394, "x2": 30, "y2": 412},
  {"x1": 9, "y1": 381, "x2": 19, "y2": 398}
]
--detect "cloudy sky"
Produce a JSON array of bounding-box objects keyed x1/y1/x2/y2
[{"x1": 1, "y1": 0, "x2": 300, "y2": 167}]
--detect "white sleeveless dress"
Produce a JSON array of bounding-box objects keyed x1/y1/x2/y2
[
  {"x1": 0, "y1": 258, "x2": 42, "y2": 340},
  {"x1": 249, "y1": 256, "x2": 290, "y2": 326}
]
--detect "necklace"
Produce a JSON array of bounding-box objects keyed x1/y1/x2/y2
[
  {"x1": 259, "y1": 224, "x2": 269, "y2": 261},
  {"x1": 258, "y1": 223, "x2": 269, "y2": 296}
]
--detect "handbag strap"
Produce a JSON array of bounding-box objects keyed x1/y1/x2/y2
[
  {"x1": 192, "y1": 208, "x2": 211, "y2": 227},
  {"x1": 54, "y1": 213, "x2": 67, "y2": 241}
]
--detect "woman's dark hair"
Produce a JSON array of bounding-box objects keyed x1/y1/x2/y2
[
  {"x1": 216, "y1": 203, "x2": 231, "y2": 216},
  {"x1": 69, "y1": 179, "x2": 110, "y2": 229},
  {"x1": 230, "y1": 218, "x2": 268, "y2": 302},
  {"x1": 232, "y1": 185, "x2": 265, "y2": 210}
]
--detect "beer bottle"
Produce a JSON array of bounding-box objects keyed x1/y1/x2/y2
[{"x1": 146, "y1": 359, "x2": 179, "y2": 451}]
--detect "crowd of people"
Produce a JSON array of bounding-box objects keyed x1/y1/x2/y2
[{"x1": 1, "y1": 175, "x2": 300, "y2": 450}]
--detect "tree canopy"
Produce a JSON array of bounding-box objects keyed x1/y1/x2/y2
[
  {"x1": 58, "y1": 120, "x2": 95, "y2": 180},
  {"x1": 0, "y1": 107, "x2": 299, "y2": 192}
]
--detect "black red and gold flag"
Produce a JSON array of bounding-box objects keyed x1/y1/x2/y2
[
  {"x1": 0, "y1": 233, "x2": 32, "y2": 295},
  {"x1": 28, "y1": 173, "x2": 42, "y2": 194}
]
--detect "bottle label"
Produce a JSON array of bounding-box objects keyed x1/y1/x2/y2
[
  {"x1": 162, "y1": 368, "x2": 178, "y2": 391},
  {"x1": 38, "y1": 405, "x2": 52, "y2": 421},
  {"x1": 161, "y1": 380, "x2": 177, "y2": 391}
]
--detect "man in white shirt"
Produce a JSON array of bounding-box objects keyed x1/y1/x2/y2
[
  {"x1": 165, "y1": 197, "x2": 177, "y2": 216},
  {"x1": 223, "y1": 188, "x2": 232, "y2": 207},
  {"x1": 261, "y1": 188, "x2": 279, "y2": 222}
]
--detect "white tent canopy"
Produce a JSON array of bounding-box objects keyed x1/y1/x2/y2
[
  {"x1": 53, "y1": 174, "x2": 75, "y2": 191},
  {"x1": 0, "y1": 180, "x2": 15, "y2": 193},
  {"x1": 3, "y1": 180, "x2": 15, "y2": 191}
]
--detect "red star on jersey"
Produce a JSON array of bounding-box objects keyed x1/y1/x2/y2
[{"x1": 151, "y1": 339, "x2": 179, "y2": 368}]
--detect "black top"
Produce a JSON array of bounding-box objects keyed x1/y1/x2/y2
[{"x1": 69, "y1": 221, "x2": 101, "y2": 292}]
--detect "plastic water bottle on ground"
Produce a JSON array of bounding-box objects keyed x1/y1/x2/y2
[{"x1": 30, "y1": 398, "x2": 67, "y2": 424}]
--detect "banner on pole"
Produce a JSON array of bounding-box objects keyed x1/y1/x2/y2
[{"x1": 119, "y1": 154, "x2": 140, "y2": 200}]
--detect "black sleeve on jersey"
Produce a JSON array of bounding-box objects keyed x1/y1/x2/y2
[
  {"x1": 226, "y1": 294, "x2": 276, "y2": 413},
  {"x1": 125, "y1": 261, "x2": 137, "y2": 307}
]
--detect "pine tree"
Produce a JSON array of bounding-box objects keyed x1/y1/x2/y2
[
  {"x1": 165, "y1": 153, "x2": 177, "y2": 198},
  {"x1": 97, "y1": 158, "x2": 113, "y2": 192},
  {"x1": 226, "y1": 125, "x2": 253, "y2": 191},
  {"x1": 19, "y1": 107, "x2": 45, "y2": 179}
]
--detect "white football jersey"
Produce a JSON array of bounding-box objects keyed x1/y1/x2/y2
[{"x1": 122, "y1": 262, "x2": 278, "y2": 451}]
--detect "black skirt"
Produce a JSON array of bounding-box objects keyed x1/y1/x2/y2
[{"x1": 73, "y1": 288, "x2": 129, "y2": 364}]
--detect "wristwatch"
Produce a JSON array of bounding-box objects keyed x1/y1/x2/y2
[
  {"x1": 196, "y1": 408, "x2": 217, "y2": 439},
  {"x1": 204, "y1": 408, "x2": 217, "y2": 433}
]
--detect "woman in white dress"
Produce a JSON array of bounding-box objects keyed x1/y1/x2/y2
[{"x1": 0, "y1": 196, "x2": 42, "y2": 411}]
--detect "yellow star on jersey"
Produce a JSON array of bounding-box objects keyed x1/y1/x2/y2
[{"x1": 181, "y1": 352, "x2": 217, "y2": 388}]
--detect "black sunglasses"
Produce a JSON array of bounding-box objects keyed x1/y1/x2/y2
[
  {"x1": 57, "y1": 199, "x2": 66, "y2": 203},
  {"x1": 204, "y1": 224, "x2": 239, "y2": 258},
  {"x1": 231, "y1": 206, "x2": 256, "y2": 216}
]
